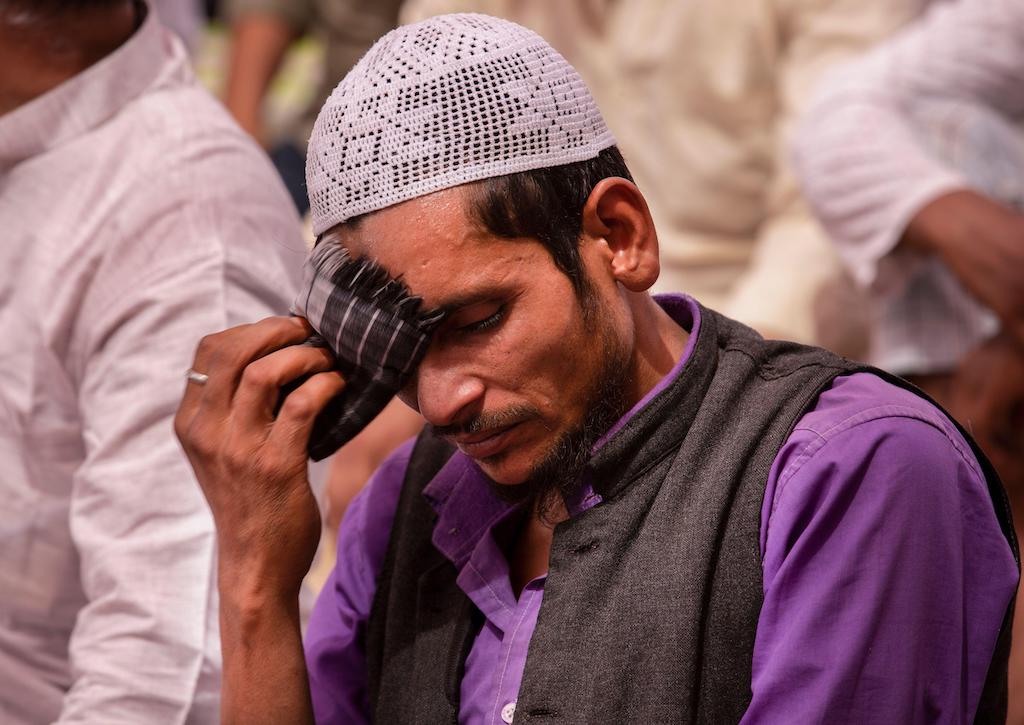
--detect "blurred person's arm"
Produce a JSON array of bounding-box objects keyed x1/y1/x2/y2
[
  {"x1": 902, "y1": 189, "x2": 1024, "y2": 344},
  {"x1": 224, "y1": 0, "x2": 313, "y2": 143},
  {"x1": 943, "y1": 330, "x2": 1024, "y2": 490},
  {"x1": 792, "y1": 0, "x2": 1024, "y2": 342},
  {"x1": 400, "y1": 0, "x2": 499, "y2": 25},
  {"x1": 724, "y1": 0, "x2": 921, "y2": 345},
  {"x1": 57, "y1": 139, "x2": 304, "y2": 723}
]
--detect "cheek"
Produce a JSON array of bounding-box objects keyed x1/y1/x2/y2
[{"x1": 482, "y1": 303, "x2": 594, "y2": 413}]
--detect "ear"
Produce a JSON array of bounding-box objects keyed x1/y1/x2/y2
[{"x1": 581, "y1": 177, "x2": 660, "y2": 292}]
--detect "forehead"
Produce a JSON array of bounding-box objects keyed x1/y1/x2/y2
[{"x1": 330, "y1": 186, "x2": 546, "y2": 308}]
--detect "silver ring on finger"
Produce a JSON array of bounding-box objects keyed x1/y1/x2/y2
[{"x1": 185, "y1": 368, "x2": 209, "y2": 385}]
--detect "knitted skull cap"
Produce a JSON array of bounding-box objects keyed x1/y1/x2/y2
[{"x1": 306, "y1": 13, "x2": 616, "y2": 235}]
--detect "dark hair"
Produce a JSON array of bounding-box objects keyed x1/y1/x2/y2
[{"x1": 467, "y1": 145, "x2": 634, "y2": 297}]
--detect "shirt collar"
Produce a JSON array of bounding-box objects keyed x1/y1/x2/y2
[
  {"x1": 423, "y1": 292, "x2": 702, "y2": 567},
  {"x1": 0, "y1": 0, "x2": 186, "y2": 170}
]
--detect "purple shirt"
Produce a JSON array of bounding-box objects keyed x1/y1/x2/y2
[{"x1": 304, "y1": 294, "x2": 1017, "y2": 724}]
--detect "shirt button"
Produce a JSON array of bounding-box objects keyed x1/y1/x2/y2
[{"x1": 501, "y1": 701, "x2": 516, "y2": 723}]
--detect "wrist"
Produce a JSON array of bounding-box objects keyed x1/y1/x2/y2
[
  {"x1": 217, "y1": 545, "x2": 305, "y2": 607},
  {"x1": 219, "y1": 570, "x2": 301, "y2": 631}
]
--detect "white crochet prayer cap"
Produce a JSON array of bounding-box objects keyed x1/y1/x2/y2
[{"x1": 306, "y1": 13, "x2": 616, "y2": 235}]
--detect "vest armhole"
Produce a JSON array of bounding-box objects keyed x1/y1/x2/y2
[{"x1": 365, "y1": 428, "x2": 456, "y2": 717}]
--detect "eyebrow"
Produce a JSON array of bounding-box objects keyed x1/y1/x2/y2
[{"x1": 435, "y1": 288, "x2": 504, "y2": 316}]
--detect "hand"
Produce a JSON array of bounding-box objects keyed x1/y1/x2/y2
[
  {"x1": 947, "y1": 332, "x2": 1024, "y2": 498},
  {"x1": 174, "y1": 316, "x2": 345, "y2": 601},
  {"x1": 904, "y1": 190, "x2": 1024, "y2": 345}
]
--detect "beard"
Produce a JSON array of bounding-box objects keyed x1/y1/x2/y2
[{"x1": 487, "y1": 309, "x2": 632, "y2": 523}]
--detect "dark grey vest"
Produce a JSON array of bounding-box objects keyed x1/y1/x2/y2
[{"x1": 366, "y1": 306, "x2": 1017, "y2": 724}]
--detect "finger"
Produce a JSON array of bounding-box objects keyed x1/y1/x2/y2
[
  {"x1": 233, "y1": 343, "x2": 339, "y2": 433},
  {"x1": 195, "y1": 316, "x2": 313, "y2": 413},
  {"x1": 176, "y1": 316, "x2": 313, "y2": 452},
  {"x1": 175, "y1": 323, "x2": 255, "y2": 450},
  {"x1": 268, "y1": 371, "x2": 347, "y2": 452},
  {"x1": 177, "y1": 325, "x2": 251, "y2": 439}
]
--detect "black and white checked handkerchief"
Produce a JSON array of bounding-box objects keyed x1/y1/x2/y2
[{"x1": 290, "y1": 239, "x2": 446, "y2": 460}]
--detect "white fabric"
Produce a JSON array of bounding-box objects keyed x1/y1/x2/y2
[
  {"x1": 793, "y1": 0, "x2": 1024, "y2": 373},
  {"x1": 152, "y1": 0, "x2": 203, "y2": 52},
  {"x1": 306, "y1": 13, "x2": 615, "y2": 234},
  {"x1": 0, "y1": 4, "x2": 305, "y2": 723}
]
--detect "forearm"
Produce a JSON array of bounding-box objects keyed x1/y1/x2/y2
[
  {"x1": 209, "y1": 463, "x2": 324, "y2": 725},
  {"x1": 900, "y1": 189, "x2": 1024, "y2": 337},
  {"x1": 225, "y1": 14, "x2": 297, "y2": 141},
  {"x1": 219, "y1": 574, "x2": 314, "y2": 725},
  {"x1": 793, "y1": 0, "x2": 1024, "y2": 286},
  {"x1": 58, "y1": 526, "x2": 218, "y2": 724},
  {"x1": 901, "y1": 188, "x2": 1020, "y2": 256}
]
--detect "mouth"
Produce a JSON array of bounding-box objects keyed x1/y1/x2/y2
[{"x1": 450, "y1": 421, "x2": 524, "y2": 460}]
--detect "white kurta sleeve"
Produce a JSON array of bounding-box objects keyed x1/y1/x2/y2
[
  {"x1": 57, "y1": 152, "x2": 304, "y2": 724},
  {"x1": 792, "y1": 0, "x2": 1024, "y2": 288}
]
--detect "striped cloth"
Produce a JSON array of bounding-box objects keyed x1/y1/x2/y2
[{"x1": 291, "y1": 239, "x2": 445, "y2": 460}]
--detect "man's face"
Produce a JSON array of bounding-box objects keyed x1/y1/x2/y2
[{"x1": 332, "y1": 186, "x2": 634, "y2": 488}]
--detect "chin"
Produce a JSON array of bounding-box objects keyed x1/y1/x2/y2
[
  {"x1": 474, "y1": 433, "x2": 554, "y2": 486},
  {"x1": 458, "y1": 419, "x2": 548, "y2": 483},
  {"x1": 475, "y1": 454, "x2": 533, "y2": 486}
]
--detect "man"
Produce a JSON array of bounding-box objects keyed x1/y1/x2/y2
[
  {"x1": 176, "y1": 15, "x2": 1018, "y2": 724},
  {"x1": 0, "y1": 0, "x2": 304, "y2": 722},
  {"x1": 792, "y1": 1, "x2": 1024, "y2": 715}
]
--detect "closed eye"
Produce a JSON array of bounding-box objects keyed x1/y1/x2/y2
[{"x1": 459, "y1": 308, "x2": 504, "y2": 334}]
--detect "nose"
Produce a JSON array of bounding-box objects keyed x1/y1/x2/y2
[{"x1": 407, "y1": 350, "x2": 485, "y2": 428}]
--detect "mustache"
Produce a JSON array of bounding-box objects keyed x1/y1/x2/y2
[{"x1": 433, "y1": 404, "x2": 542, "y2": 438}]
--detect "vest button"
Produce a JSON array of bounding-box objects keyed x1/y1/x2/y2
[{"x1": 501, "y1": 701, "x2": 516, "y2": 723}]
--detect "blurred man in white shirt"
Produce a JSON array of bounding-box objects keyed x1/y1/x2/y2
[{"x1": 0, "y1": 1, "x2": 305, "y2": 721}]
